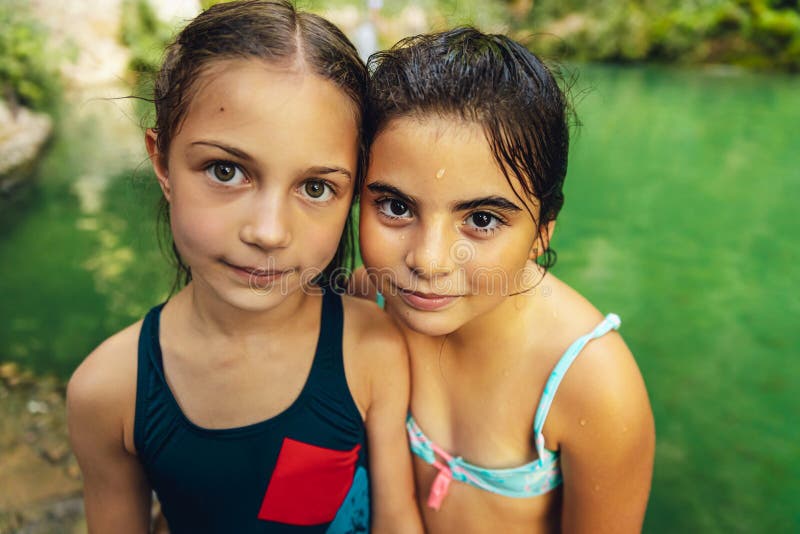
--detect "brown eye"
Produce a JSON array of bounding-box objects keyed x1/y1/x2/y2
[
  {"x1": 465, "y1": 211, "x2": 503, "y2": 234},
  {"x1": 390, "y1": 199, "x2": 408, "y2": 216},
  {"x1": 302, "y1": 180, "x2": 333, "y2": 201},
  {"x1": 305, "y1": 180, "x2": 325, "y2": 198},
  {"x1": 376, "y1": 198, "x2": 411, "y2": 219},
  {"x1": 471, "y1": 212, "x2": 492, "y2": 228},
  {"x1": 213, "y1": 162, "x2": 236, "y2": 182}
]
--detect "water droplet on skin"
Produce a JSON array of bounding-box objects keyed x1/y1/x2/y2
[
  {"x1": 580, "y1": 419, "x2": 587, "y2": 426},
  {"x1": 435, "y1": 168, "x2": 446, "y2": 180}
]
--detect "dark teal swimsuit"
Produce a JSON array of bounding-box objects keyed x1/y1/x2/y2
[{"x1": 134, "y1": 289, "x2": 369, "y2": 533}]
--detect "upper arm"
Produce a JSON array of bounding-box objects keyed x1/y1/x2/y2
[
  {"x1": 67, "y1": 330, "x2": 152, "y2": 534},
  {"x1": 342, "y1": 298, "x2": 423, "y2": 534},
  {"x1": 554, "y1": 333, "x2": 655, "y2": 533}
]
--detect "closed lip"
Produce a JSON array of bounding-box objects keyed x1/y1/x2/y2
[
  {"x1": 398, "y1": 288, "x2": 461, "y2": 311},
  {"x1": 400, "y1": 289, "x2": 459, "y2": 299},
  {"x1": 224, "y1": 261, "x2": 291, "y2": 278}
]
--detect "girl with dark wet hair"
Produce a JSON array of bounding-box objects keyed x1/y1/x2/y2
[{"x1": 357, "y1": 27, "x2": 655, "y2": 532}]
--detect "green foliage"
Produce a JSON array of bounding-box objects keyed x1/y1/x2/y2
[
  {"x1": 120, "y1": 0, "x2": 176, "y2": 75},
  {"x1": 117, "y1": 0, "x2": 800, "y2": 78},
  {"x1": 524, "y1": 0, "x2": 800, "y2": 70},
  {"x1": 120, "y1": 0, "x2": 184, "y2": 128},
  {"x1": 0, "y1": 0, "x2": 60, "y2": 112}
]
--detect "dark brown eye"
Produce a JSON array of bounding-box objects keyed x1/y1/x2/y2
[
  {"x1": 471, "y1": 212, "x2": 492, "y2": 228},
  {"x1": 390, "y1": 199, "x2": 407, "y2": 216},
  {"x1": 213, "y1": 162, "x2": 236, "y2": 182}
]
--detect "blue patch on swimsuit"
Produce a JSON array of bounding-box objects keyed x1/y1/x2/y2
[{"x1": 327, "y1": 466, "x2": 369, "y2": 533}]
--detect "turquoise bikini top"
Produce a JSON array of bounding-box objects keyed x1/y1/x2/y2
[{"x1": 405, "y1": 313, "x2": 622, "y2": 509}]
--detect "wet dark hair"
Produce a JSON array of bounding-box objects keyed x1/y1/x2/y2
[
  {"x1": 367, "y1": 27, "x2": 571, "y2": 270},
  {"x1": 151, "y1": 0, "x2": 367, "y2": 292}
]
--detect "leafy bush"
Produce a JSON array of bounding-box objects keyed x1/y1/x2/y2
[
  {"x1": 119, "y1": 0, "x2": 800, "y2": 73},
  {"x1": 524, "y1": 0, "x2": 800, "y2": 70},
  {"x1": 0, "y1": 0, "x2": 60, "y2": 112},
  {"x1": 120, "y1": 0, "x2": 176, "y2": 75}
]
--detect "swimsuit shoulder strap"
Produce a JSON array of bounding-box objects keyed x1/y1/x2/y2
[
  {"x1": 531, "y1": 313, "x2": 621, "y2": 461},
  {"x1": 133, "y1": 302, "x2": 169, "y2": 460}
]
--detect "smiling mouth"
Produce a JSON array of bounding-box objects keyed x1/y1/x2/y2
[{"x1": 398, "y1": 289, "x2": 461, "y2": 311}]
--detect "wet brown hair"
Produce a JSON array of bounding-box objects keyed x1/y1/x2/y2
[
  {"x1": 151, "y1": 0, "x2": 367, "y2": 292},
  {"x1": 367, "y1": 27, "x2": 572, "y2": 270}
]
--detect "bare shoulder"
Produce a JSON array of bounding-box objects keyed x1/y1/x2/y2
[
  {"x1": 540, "y1": 275, "x2": 652, "y2": 449},
  {"x1": 67, "y1": 320, "x2": 142, "y2": 451},
  {"x1": 536, "y1": 275, "x2": 654, "y2": 529},
  {"x1": 67, "y1": 320, "x2": 155, "y2": 531},
  {"x1": 69, "y1": 320, "x2": 141, "y2": 405},
  {"x1": 340, "y1": 295, "x2": 410, "y2": 416},
  {"x1": 341, "y1": 294, "x2": 406, "y2": 356}
]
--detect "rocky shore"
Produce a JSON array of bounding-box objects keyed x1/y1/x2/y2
[
  {"x1": 0, "y1": 102, "x2": 52, "y2": 196},
  {"x1": 0, "y1": 364, "x2": 84, "y2": 533}
]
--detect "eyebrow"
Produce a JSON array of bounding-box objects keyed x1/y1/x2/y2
[
  {"x1": 306, "y1": 166, "x2": 352, "y2": 182},
  {"x1": 367, "y1": 181, "x2": 522, "y2": 214},
  {"x1": 190, "y1": 142, "x2": 351, "y2": 181},
  {"x1": 190, "y1": 141, "x2": 252, "y2": 161},
  {"x1": 366, "y1": 182, "x2": 417, "y2": 206},
  {"x1": 453, "y1": 196, "x2": 523, "y2": 213}
]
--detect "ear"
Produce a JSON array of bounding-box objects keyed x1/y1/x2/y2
[
  {"x1": 145, "y1": 129, "x2": 172, "y2": 202},
  {"x1": 529, "y1": 220, "x2": 557, "y2": 261}
]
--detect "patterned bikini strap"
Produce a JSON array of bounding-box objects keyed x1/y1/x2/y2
[
  {"x1": 532, "y1": 314, "x2": 621, "y2": 463},
  {"x1": 407, "y1": 416, "x2": 485, "y2": 510}
]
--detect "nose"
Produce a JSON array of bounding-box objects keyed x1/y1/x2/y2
[
  {"x1": 239, "y1": 189, "x2": 292, "y2": 250},
  {"x1": 405, "y1": 220, "x2": 455, "y2": 280}
]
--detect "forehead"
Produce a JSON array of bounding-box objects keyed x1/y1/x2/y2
[
  {"x1": 175, "y1": 58, "x2": 358, "y2": 154},
  {"x1": 367, "y1": 116, "x2": 530, "y2": 207}
]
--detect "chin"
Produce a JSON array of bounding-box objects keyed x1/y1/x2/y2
[
  {"x1": 218, "y1": 287, "x2": 291, "y2": 312},
  {"x1": 207, "y1": 273, "x2": 305, "y2": 313},
  {"x1": 390, "y1": 305, "x2": 466, "y2": 338}
]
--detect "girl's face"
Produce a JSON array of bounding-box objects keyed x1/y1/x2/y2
[
  {"x1": 360, "y1": 117, "x2": 548, "y2": 336},
  {"x1": 148, "y1": 59, "x2": 358, "y2": 312}
]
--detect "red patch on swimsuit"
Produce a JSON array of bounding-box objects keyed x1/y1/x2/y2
[{"x1": 257, "y1": 438, "x2": 361, "y2": 525}]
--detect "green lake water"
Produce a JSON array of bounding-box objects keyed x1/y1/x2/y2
[{"x1": 1, "y1": 64, "x2": 797, "y2": 531}]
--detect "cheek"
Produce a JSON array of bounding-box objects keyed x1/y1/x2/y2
[
  {"x1": 465, "y1": 239, "x2": 533, "y2": 294},
  {"x1": 358, "y1": 211, "x2": 399, "y2": 269},
  {"x1": 169, "y1": 200, "x2": 228, "y2": 258},
  {"x1": 297, "y1": 203, "x2": 352, "y2": 265}
]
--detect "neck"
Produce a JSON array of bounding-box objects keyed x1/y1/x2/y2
[
  {"x1": 175, "y1": 279, "x2": 318, "y2": 340},
  {"x1": 451, "y1": 293, "x2": 541, "y2": 352}
]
